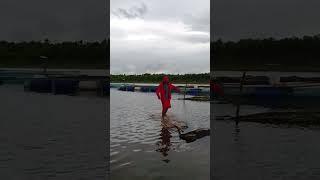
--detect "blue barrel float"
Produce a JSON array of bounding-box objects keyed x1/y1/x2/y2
[
  {"x1": 97, "y1": 80, "x2": 110, "y2": 96},
  {"x1": 140, "y1": 86, "x2": 157, "y2": 92},
  {"x1": 103, "y1": 83, "x2": 110, "y2": 95},
  {"x1": 53, "y1": 79, "x2": 79, "y2": 95},
  {"x1": 254, "y1": 87, "x2": 292, "y2": 97},
  {"x1": 251, "y1": 86, "x2": 293, "y2": 107},
  {"x1": 28, "y1": 79, "x2": 53, "y2": 93}
]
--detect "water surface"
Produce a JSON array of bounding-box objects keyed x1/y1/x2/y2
[
  {"x1": 0, "y1": 85, "x2": 107, "y2": 179},
  {"x1": 214, "y1": 102, "x2": 320, "y2": 179},
  {"x1": 110, "y1": 89, "x2": 210, "y2": 180}
]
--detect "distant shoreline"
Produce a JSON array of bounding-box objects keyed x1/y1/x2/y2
[{"x1": 213, "y1": 66, "x2": 320, "y2": 72}]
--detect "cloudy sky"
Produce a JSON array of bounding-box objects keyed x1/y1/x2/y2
[
  {"x1": 214, "y1": 0, "x2": 320, "y2": 41},
  {"x1": 0, "y1": 0, "x2": 106, "y2": 42},
  {"x1": 110, "y1": 0, "x2": 210, "y2": 75}
]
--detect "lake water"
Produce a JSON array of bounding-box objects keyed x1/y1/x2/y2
[
  {"x1": 214, "y1": 71, "x2": 320, "y2": 179},
  {"x1": 213, "y1": 101, "x2": 320, "y2": 179},
  {"x1": 3, "y1": 68, "x2": 320, "y2": 179},
  {"x1": 0, "y1": 85, "x2": 107, "y2": 179},
  {"x1": 110, "y1": 89, "x2": 210, "y2": 180}
]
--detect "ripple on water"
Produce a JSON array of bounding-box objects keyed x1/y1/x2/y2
[{"x1": 110, "y1": 151, "x2": 119, "y2": 157}]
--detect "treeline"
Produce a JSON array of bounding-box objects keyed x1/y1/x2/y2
[
  {"x1": 212, "y1": 35, "x2": 320, "y2": 71},
  {"x1": 0, "y1": 39, "x2": 109, "y2": 68},
  {"x1": 111, "y1": 73, "x2": 210, "y2": 84}
]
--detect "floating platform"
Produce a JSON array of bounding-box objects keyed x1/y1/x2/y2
[
  {"x1": 111, "y1": 83, "x2": 210, "y2": 96},
  {"x1": 24, "y1": 79, "x2": 80, "y2": 95},
  {"x1": 221, "y1": 83, "x2": 320, "y2": 98},
  {"x1": 118, "y1": 85, "x2": 135, "y2": 91},
  {"x1": 219, "y1": 111, "x2": 320, "y2": 127}
]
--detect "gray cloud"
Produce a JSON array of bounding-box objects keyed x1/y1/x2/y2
[
  {"x1": 183, "y1": 12, "x2": 210, "y2": 32},
  {"x1": 145, "y1": 63, "x2": 168, "y2": 74},
  {"x1": 111, "y1": 0, "x2": 210, "y2": 74},
  {"x1": 112, "y1": 3, "x2": 147, "y2": 19}
]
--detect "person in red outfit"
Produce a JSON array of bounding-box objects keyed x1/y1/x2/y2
[
  {"x1": 211, "y1": 81, "x2": 224, "y2": 96},
  {"x1": 156, "y1": 76, "x2": 180, "y2": 117}
]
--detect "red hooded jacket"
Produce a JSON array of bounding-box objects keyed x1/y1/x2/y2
[
  {"x1": 156, "y1": 76, "x2": 180, "y2": 109},
  {"x1": 210, "y1": 80, "x2": 224, "y2": 96}
]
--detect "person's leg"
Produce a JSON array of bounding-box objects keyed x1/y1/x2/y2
[
  {"x1": 164, "y1": 107, "x2": 168, "y2": 114},
  {"x1": 162, "y1": 107, "x2": 168, "y2": 117},
  {"x1": 162, "y1": 103, "x2": 165, "y2": 116}
]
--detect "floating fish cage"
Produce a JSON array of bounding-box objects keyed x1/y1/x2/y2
[
  {"x1": 103, "y1": 83, "x2": 110, "y2": 95},
  {"x1": 0, "y1": 71, "x2": 39, "y2": 84},
  {"x1": 253, "y1": 87, "x2": 292, "y2": 97},
  {"x1": 110, "y1": 83, "x2": 123, "y2": 89},
  {"x1": 24, "y1": 79, "x2": 80, "y2": 95},
  {"x1": 140, "y1": 86, "x2": 157, "y2": 92},
  {"x1": 25, "y1": 79, "x2": 53, "y2": 93},
  {"x1": 0, "y1": 76, "x2": 31, "y2": 84},
  {"x1": 96, "y1": 80, "x2": 110, "y2": 96},
  {"x1": 118, "y1": 85, "x2": 135, "y2": 92},
  {"x1": 178, "y1": 85, "x2": 195, "y2": 89},
  {"x1": 186, "y1": 88, "x2": 203, "y2": 96}
]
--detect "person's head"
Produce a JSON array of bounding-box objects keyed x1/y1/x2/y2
[{"x1": 162, "y1": 76, "x2": 169, "y2": 83}]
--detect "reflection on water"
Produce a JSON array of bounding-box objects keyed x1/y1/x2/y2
[
  {"x1": 232, "y1": 124, "x2": 241, "y2": 142},
  {"x1": 156, "y1": 127, "x2": 172, "y2": 163},
  {"x1": 111, "y1": 89, "x2": 209, "y2": 180}
]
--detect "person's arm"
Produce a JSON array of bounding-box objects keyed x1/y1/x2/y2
[
  {"x1": 156, "y1": 85, "x2": 161, "y2": 99},
  {"x1": 170, "y1": 84, "x2": 181, "y2": 93}
]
